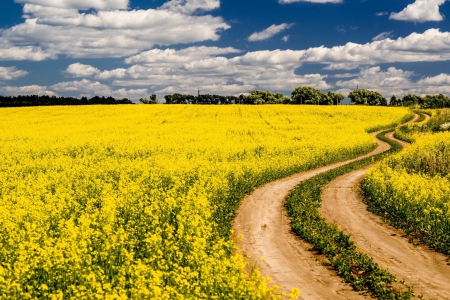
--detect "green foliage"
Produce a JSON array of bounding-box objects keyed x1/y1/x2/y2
[
  {"x1": 421, "y1": 94, "x2": 450, "y2": 109},
  {"x1": 141, "y1": 95, "x2": 158, "y2": 104},
  {"x1": 327, "y1": 91, "x2": 345, "y2": 105},
  {"x1": 0, "y1": 95, "x2": 134, "y2": 106},
  {"x1": 348, "y1": 89, "x2": 387, "y2": 106},
  {"x1": 243, "y1": 90, "x2": 290, "y2": 104},
  {"x1": 291, "y1": 86, "x2": 336, "y2": 105},
  {"x1": 285, "y1": 130, "x2": 414, "y2": 299},
  {"x1": 394, "y1": 109, "x2": 450, "y2": 142}
]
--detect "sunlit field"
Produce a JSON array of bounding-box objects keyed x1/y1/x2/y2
[
  {"x1": 0, "y1": 105, "x2": 410, "y2": 299},
  {"x1": 363, "y1": 131, "x2": 450, "y2": 256}
]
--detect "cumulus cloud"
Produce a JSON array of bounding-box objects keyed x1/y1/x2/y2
[
  {"x1": 0, "y1": 78, "x2": 148, "y2": 100},
  {"x1": 372, "y1": 31, "x2": 393, "y2": 41},
  {"x1": 333, "y1": 66, "x2": 450, "y2": 98},
  {"x1": 0, "y1": 43, "x2": 57, "y2": 61},
  {"x1": 15, "y1": 0, "x2": 128, "y2": 11},
  {"x1": 282, "y1": 35, "x2": 290, "y2": 42},
  {"x1": 64, "y1": 63, "x2": 100, "y2": 77},
  {"x1": 417, "y1": 73, "x2": 450, "y2": 85},
  {"x1": 158, "y1": 0, "x2": 220, "y2": 15},
  {"x1": 278, "y1": 0, "x2": 342, "y2": 3},
  {"x1": 300, "y1": 29, "x2": 450, "y2": 70},
  {"x1": 0, "y1": 2, "x2": 229, "y2": 60},
  {"x1": 0, "y1": 84, "x2": 56, "y2": 96},
  {"x1": 0, "y1": 67, "x2": 29, "y2": 80},
  {"x1": 248, "y1": 23, "x2": 294, "y2": 42},
  {"x1": 50, "y1": 79, "x2": 147, "y2": 99},
  {"x1": 390, "y1": 0, "x2": 447, "y2": 22},
  {"x1": 88, "y1": 46, "x2": 327, "y2": 96},
  {"x1": 124, "y1": 46, "x2": 241, "y2": 64},
  {"x1": 413, "y1": 73, "x2": 450, "y2": 94}
]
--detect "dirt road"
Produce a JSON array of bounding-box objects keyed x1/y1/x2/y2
[
  {"x1": 232, "y1": 119, "x2": 417, "y2": 299},
  {"x1": 321, "y1": 114, "x2": 450, "y2": 300}
]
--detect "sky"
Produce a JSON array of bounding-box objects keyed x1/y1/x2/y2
[{"x1": 1, "y1": 0, "x2": 450, "y2": 102}]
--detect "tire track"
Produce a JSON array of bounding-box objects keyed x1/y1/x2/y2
[
  {"x1": 233, "y1": 115, "x2": 419, "y2": 299},
  {"x1": 321, "y1": 114, "x2": 450, "y2": 300}
]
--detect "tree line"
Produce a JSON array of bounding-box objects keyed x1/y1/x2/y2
[
  {"x1": 3, "y1": 87, "x2": 450, "y2": 108},
  {"x1": 162, "y1": 87, "x2": 450, "y2": 108},
  {"x1": 162, "y1": 88, "x2": 344, "y2": 105},
  {"x1": 0, "y1": 95, "x2": 133, "y2": 107}
]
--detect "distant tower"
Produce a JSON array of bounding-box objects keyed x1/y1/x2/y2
[{"x1": 198, "y1": 87, "x2": 200, "y2": 98}]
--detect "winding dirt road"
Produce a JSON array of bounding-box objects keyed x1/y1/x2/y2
[
  {"x1": 233, "y1": 113, "x2": 450, "y2": 299},
  {"x1": 321, "y1": 113, "x2": 450, "y2": 300},
  {"x1": 233, "y1": 115, "x2": 450, "y2": 299}
]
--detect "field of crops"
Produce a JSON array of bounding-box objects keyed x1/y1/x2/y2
[
  {"x1": 0, "y1": 105, "x2": 410, "y2": 299},
  {"x1": 363, "y1": 131, "x2": 450, "y2": 256}
]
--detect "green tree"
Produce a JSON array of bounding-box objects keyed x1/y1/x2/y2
[
  {"x1": 389, "y1": 95, "x2": 398, "y2": 106},
  {"x1": 401, "y1": 94, "x2": 422, "y2": 107},
  {"x1": 291, "y1": 86, "x2": 330, "y2": 105},
  {"x1": 150, "y1": 94, "x2": 158, "y2": 104},
  {"x1": 139, "y1": 98, "x2": 150, "y2": 104},
  {"x1": 348, "y1": 88, "x2": 387, "y2": 106},
  {"x1": 327, "y1": 91, "x2": 344, "y2": 105}
]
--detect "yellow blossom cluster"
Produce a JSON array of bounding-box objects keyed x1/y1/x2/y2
[
  {"x1": 364, "y1": 132, "x2": 450, "y2": 255},
  {"x1": 0, "y1": 105, "x2": 409, "y2": 299}
]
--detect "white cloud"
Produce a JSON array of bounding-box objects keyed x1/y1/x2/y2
[
  {"x1": 278, "y1": 0, "x2": 342, "y2": 3},
  {"x1": 323, "y1": 63, "x2": 362, "y2": 70},
  {"x1": 372, "y1": 31, "x2": 393, "y2": 41},
  {"x1": 417, "y1": 73, "x2": 450, "y2": 85},
  {"x1": 335, "y1": 67, "x2": 415, "y2": 97},
  {"x1": 248, "y1": 23, "x2": 294, "y2": 42},
  {"x1": 0, "y1": 67, "x2": 29, "y2": 80},
  {"x1": 22, "y1": 4, "x2": 79, "y2": 18},
  {"x1": 64, "y1": 63, "x2": 100, "y2": 77},
  {"x1": 333, "y1": 66, "x2": 450, "y2": 98},
  {"x1": 390, "y1": 0, "x2": 447, "y2": 22},
  {"x1": 124, "y1": 46, "x2": 241, "y2": 64},
  {"x1": 158, "y1": 0, "x2": 220, "y2": 15},
  {"x1": 333, "y1": 73, "x2": 358, "y2": 78},
  {"x1": 282, "y1": 35, "x2": 290, "y2": 42},
  {"x1": 0, "y1": 43, "x2": 57, "y2": 61},
  {"x1": 300, "y1": 29, "x2": 450, "y2": 69},
  {"x1": 51, "y1": 79, "x2": 148, "y2": 99},
  {"x1": 376, "y1": 11, "x2": 388, "y2": 16},
  {"x1": 398, "y1": 72, "x2": 450, "y2": 96},
  {"x1": 0, "y1": 84, "x2": 56, "y2": 96},
  {"x1": 0, "y1": 3, "x2": 230, "y2": 60},
  {"x1": 88, "y1": 47, "x2": 326, "y2": 96},
  {"x1": 15, "y1": 0, "x2": 129, "y2": 11}
]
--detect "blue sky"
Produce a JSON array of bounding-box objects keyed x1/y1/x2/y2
[{"x1": 1, "y1": 0, "x2": 450, "y2": 101}]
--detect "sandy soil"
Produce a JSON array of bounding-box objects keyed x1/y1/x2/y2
[
  {"x1": 321, "y1": 113, "x2": 450, "y2": 300},
  {"x1": 232, "y1": 118, "x2": 417, "y2": 299}
]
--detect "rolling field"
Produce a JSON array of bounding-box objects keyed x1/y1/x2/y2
[{"x1": 0, "y1": 105, "x2": 410, "y2": 299}]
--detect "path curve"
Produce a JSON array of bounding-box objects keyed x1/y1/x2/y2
[
  {"x1": 321, "y1": 114, "x2": 450, "y2": 300},
  {"x1": 233, "y1": 114, "x2": 419, "y2": 299}
]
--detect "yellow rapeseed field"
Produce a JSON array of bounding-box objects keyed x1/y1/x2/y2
[
  {"x1": 363, "y1": 131, "x2": 450, "y2": 256},
  {"x1": 0, "y1": 105, "x2": 410, "y2": 299}
]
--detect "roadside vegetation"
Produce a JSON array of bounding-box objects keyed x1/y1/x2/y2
[{"x1": 363, "y1": 110, "x2": 450, "y2": 257}]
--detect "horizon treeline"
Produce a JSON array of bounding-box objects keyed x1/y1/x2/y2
[
  {"x1": 163, "y1": 87, "x2": 450, "y2": 109},
  {"x1": 0, "y1": 95, "x2": 133, "y2": 107},
  {"x1": 2, "y1": 86, "x2": 450, "y2": 108}
]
